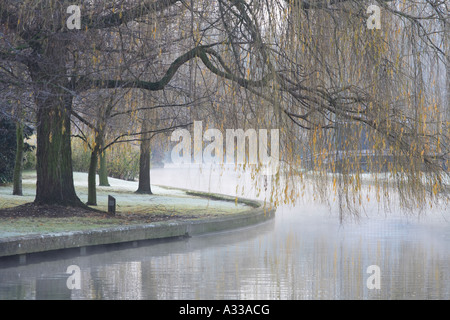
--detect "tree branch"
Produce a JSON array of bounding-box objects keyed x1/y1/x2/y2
[
  {"x1": 76, "y1": 45, "x2": 206, "y2": 91},
  {"x1": 103, "y1": 121, "x2": 192, "y2": 150}
]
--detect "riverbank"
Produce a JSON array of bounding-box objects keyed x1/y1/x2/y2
[{"x1": 0, "y1": 172, "x2": 275, "y2": 261}]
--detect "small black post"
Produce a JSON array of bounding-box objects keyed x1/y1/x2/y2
[{"x1": 108, "y1": 195, "x2": 116, "y2": 215}]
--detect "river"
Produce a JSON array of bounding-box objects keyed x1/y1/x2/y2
[{"x1": 0, "y1": 166, "x2": 448, "y2": 299}]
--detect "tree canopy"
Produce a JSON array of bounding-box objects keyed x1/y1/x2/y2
[{"x1": 1, "y1": 0, "x2": 448, "y2": 218}]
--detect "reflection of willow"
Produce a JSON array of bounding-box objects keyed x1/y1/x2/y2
[{"x1": 89, "y1": 261, "x2": 143, "y2": 299}]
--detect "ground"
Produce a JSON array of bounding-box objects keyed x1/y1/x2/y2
[
  {"x1": 0, "y1": 171, "x2": 250, "y2": 237},
  {"x1": 0, "y1": 203, "x2": 200, "y2": 236},
  {"x1": 0, "y1": 202, "x2": 197, "y2": 221}
]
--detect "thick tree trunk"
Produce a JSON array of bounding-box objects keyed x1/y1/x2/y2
[
  {"x1": 30, "y1": 37, "x2": 85, "y2": 208},
  {"x1": 136, "y1": 119, "x2": 152, "y2": 194},
  {"x1": 12, "y1": 122, "x2": 23, "y2": 196},
  {"x1": 99, "y1": 146, "x2": 110, "y2": 186},
  {"x1": 34, "y1": 93, "x2": 83, "y2": 206},
  {"x1": 87, "y1": 147, "x2": 99, "y2": 205},
  {"x1": 87, "y1": 133, "x2": 104, "y2": 205},
  {"x1": 137, "y1": 139, "x2": 152, "y2": 194}
]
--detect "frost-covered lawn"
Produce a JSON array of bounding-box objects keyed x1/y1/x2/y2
[
  {"x1": 1, "y1": 171, "x2": 249, "y2": 213},
  {"x1": 0, "y1": 171, "x2": 251, "y2": 237},
  {"x1": 0, "y1": 215, "x2": 130, "y2": 238}
]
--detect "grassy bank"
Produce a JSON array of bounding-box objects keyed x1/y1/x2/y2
[{"x1": 0, "y1": 171, "x2": 252, "y2": 237}]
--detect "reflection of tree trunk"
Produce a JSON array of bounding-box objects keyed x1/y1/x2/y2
[
  {"x1": 99, "y1": 144, "x2": 110, "y2": 186},
  {"x1": 12, "y1": 122, "x2": 23, "y2": 196},
  {"x1": 136, "y1": 119, "x2": 152, "y2": 194}
]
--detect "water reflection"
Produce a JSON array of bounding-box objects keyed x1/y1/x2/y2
[{"x1": 0, "y1": 167, "x2": 448, "y2": 299}]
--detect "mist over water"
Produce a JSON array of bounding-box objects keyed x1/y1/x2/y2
[{"x1": 0, "y1": 166, "x2": 448, "y2": 299}]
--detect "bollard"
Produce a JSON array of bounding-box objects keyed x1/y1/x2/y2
[{"x1": 108, "y1": 195, "x2": 116, "y2": 215}]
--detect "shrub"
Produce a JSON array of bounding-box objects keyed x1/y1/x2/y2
[
  {"x1": 71, "y1": 138, "x2": 139, "y2": 181},
  {"x1": 22, "y1": 146, "x2": 36, "y2": 170},
  {"x1": 71, "y1": 138, "x2": 91, "y2": 173},
  {"x1": 107, "y1": 143, "x2": 140, "y2": 181}
]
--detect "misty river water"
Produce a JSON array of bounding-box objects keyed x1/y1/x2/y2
[{"x1": 0, "y1": 166, "x2": 448, "y2": 299}]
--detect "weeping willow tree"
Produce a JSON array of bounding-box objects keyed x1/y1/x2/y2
[
  {"x1": 264, "y1": 0, "x2": 450, "y2": 217},
  {"x1": 0, "y1": 0, "x2": 448, "y2": 218},
  {"x1": 172, "y1": 0, "x2": 449, "y2": 217}
]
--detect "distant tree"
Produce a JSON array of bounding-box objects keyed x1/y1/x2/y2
[{"x1": 0, "y1": 116, "x2": 17, "y2": 184}]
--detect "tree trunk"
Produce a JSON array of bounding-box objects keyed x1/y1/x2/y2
[
  {"x1": 34, "y1": 93, "x2": 83, "y2": 206},
  {"x1": 30, "y1": 37, "x2": 85, "y2": 208},
  {"x1": 136, "y1": 120, "x2": 152, "y2": 194},
  {"x1": 87, "y1": 146, "x2": 99, "y2": 205},
  {"x1": 99, "y1": 146, "x2": 110, "y2": 186},
  {"x1": 12, "y1": 122, "x2": 23, "y2": 196},
  {"x1": 87, "y1": 132, "x2": 104, "y2": 205}
]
